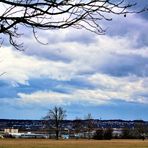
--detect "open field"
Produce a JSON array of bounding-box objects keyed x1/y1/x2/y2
[{"x1": 0, "y1": 139, "x2": 148, "y2": 148}]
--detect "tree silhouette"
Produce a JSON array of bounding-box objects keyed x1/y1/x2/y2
[
  {"x1": 0, "y1": 0, "x2": 146, "y2": 49},
  {"x1": 44, "y1": 106, "x2": 66, "y2": 140},
  {"x1": 72, "y1": 118, "x2": 83, "y2": 139},
  {"x1": 85, "y1": 113, "x2": 95, "y2": 139}
]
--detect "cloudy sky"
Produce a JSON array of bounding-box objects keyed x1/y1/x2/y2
[{"x1": 0, "y1": 1, "x2": 148, "y2": 120}]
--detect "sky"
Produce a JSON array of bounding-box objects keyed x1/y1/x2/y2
[{"x1": 0, "y1": 1, "x2": 148, "y2": 120}]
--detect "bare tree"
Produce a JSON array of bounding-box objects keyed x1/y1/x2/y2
[
  {"x1": 72, "y1": 117, "x2": 83, "y2": 139},
  {"x1": 134, "y1": 121, "x2": 148, "y2": 140},
  {"x1": 0, "y1": 0, "x2": 147, "y2": 49},
  {"x1": 85, "y1": 113, "x2": 95, "y2": 139},
  {"x1": 44, "y1": 106, "x2": 66, "y2": 140}
]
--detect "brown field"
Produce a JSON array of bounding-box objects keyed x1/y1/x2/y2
[{"x1": 0, "y1": 139, "x2": 148, "y2": 148}]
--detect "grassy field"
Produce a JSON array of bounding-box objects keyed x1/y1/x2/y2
[{"x1": 0, "y1": 139, "x2": 148, "y2": 148}]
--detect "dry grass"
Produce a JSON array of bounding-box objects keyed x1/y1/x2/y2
[{"x1": 0, "y1": 139, "x2": 148, "y2": 148}]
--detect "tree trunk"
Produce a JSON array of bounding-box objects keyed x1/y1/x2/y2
[{"x1": 56, "y1": 129, "x2": 59, "y2": 140}]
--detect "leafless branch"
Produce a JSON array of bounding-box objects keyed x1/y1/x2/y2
[{"x1": 0, "y1": 0, "x2": 147, "y2": 50}]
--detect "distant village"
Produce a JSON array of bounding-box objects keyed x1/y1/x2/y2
[{"x1": 0, "y1": 119, "x2": 148, "y2": 140}]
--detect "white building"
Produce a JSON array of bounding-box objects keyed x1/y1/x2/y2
[{"x1": 4, "y1": 128, "x2": 18, "y2": 134}]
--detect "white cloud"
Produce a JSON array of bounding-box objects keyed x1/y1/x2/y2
[
  {"x1": 87, "y1": 73, "x2": 148, "y2": 103},
  {"x1": 2, "y1": 72, "x2": 147, "y2": 107},
  {"x1": 17, "y1": 91, "x2": 70, "y2": 105},
  {"x1": 0, "y1": 39, "x2": 106, "y2": 85},
  {"x1": 0, "y1": 9, "x2": 147, "y2": 107},
  {"x1": 0, "y1": 47, "x2": 79, "y2": 85},
  {"x1": 0, "y1": 25, "x2": 148, "y2": 85}
]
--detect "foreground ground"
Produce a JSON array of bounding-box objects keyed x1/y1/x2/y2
[{"x1": 0, "y1": 139, "x2": 148, "y2": 148}]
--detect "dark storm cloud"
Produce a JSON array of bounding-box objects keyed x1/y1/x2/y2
[
  {"x1": 100, "y1": 54, "x2": 148, "y2": 77},
  {"x1": 106, "y1": 14, "x2": 148, "y2": 48},
  {"x1": 127, "y1": 0, "x2": 148, "y2": 20},
  {"x1": 63, "y1": 31, "x2": 97, "y2": 45}
]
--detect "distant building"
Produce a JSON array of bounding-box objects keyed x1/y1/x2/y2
[
  {"x1": 112, "y1": 128, "x2": 123, "y2": 138},
  {"x1": 4, "y1": 128, "x2": 18, "y2": 134}
]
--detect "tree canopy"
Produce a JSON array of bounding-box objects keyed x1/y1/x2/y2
[{"x1": 0, "y1": 0, "x2": 147, "y2": 49}]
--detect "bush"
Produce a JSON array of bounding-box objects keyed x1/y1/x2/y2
[
  {"x1": 104, "y1": 128, "x2": 113, "y2": 140},
  {"x1": 93, "y1": 128, "x2": 113, "y2": 140},
  {"x1": 93, "y1": 129, "x2": 104, "y2": 140}
]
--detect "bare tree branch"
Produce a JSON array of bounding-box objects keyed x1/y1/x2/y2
[
  {"x1": 44, "y1": 106, "x2": 66, "y2": 140},
  {"x1": 0, "y1": 0, "x2": 147, "y2": 49}
]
